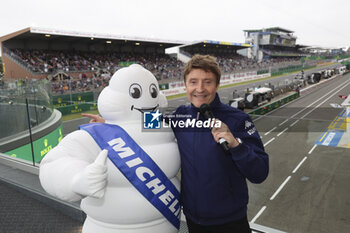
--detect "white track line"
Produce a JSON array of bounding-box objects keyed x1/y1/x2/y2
[
  {"x1": 289, "y1": 80, "x2": 348, "y2": 119},
  {"x1": 289, "y1": 99, "x2": 323, "y2": 119},
  {"x1": 308, "y1": 145, "x2": 317, "y2": 154},
  {"x1": 264, "y1": 127, "x2": 277, "y2": 136},
  {"x1": 292, "y1": 156, "x2": 308, "y2": 173},
  {"x1": 264, "y1": 137, "x2": 275, "y2": 147},
  {"x1": 278, "y1": 119, "x2": 289, "y2": 126},
  {"x1": 289, "y1": 119, "x2": 300, "y2": 127},
  {"x1": 277, "y1": 127, "x2": 288, "y2": 137},
  {"x1": 250, "y1": 206, "x2": 267, "y2": 223},
  {"x1": 270, "y1": 176, "x2": 291, "y2": 200},
  {"x1": 300, "y1": 79, "x2": 350, "y2": 119}
]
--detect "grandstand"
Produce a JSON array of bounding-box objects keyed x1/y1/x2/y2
[
  {"x1": 168, "y1": 40, "x2": 302, "y2": 75},
  {"x1": 0, "y1": 27, "x2": 186, "y2": 81},
  {"x1": 173, "y1": 40, "x2": 253, "y2": 73},
  {"x1": 300, "y1": 46, "x2": 347, "y2": 55},
  {"x1": 0, "y1": 27, "x2": 314, "y2": 95},
  {"x1": 243, "y1": 27, "x2": 309, "y2": 61}
]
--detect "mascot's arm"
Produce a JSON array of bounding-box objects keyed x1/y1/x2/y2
[{"x1": 39, "y1": 130, "x2": 105, "y2": 202}]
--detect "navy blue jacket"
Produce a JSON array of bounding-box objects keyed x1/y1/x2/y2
[{"x1": 172, "y1": 94, "x2": 269, "y2": 225}]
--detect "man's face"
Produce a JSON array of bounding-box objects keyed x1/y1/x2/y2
[{"x1": 185, "y1": 68, "x2": 219, "y2": 108}]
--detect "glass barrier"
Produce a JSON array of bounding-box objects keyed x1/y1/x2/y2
[{"x1": 0, "y1": 78, "x2": 55, "y2": 166}]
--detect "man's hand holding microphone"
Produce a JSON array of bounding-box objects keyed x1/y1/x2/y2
[{"x1": 199, "y1": 104, "x2": 240, "y2": 152}]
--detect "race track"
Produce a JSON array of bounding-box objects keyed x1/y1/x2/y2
[{"x1": 246, "y1": 72, "x2": 350, "y2": 232}]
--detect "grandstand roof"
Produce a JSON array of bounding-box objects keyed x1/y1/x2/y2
[
  {"x1": 244, "y1": 27, "x2": 294, "y2": 34},
  {"x1": 179, "y1": 40, "x2": 252, "y2": 50},
  {"x1": 296, "y1": 44, "x2": 309, "y2": 48},
  {"x1": 303, "y1": 45, "x2": 340, "y2": 50},
  {"x1": 0, "y1": 27, "x2": 187, "y2": 48}
]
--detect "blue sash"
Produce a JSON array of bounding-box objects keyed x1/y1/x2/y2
[{"x1": 79, "y1": 123, "x2": 180, "y2": 229}]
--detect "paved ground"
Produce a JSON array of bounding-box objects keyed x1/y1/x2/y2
[
  {"x1": 0, "y1": 180, "x2": 193, "y2": 233},
  {"x1": 0, "y1": 182, "x2": 82, "y2": 233}
]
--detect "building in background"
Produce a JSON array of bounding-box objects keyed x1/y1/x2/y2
[{"x1": 241, "y1": 27, "x2": 308, "y2": 61}]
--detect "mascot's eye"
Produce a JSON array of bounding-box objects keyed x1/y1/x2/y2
[
  {"x1": 149, "y1": 84, "x2": 158, "y2": 98},
  {"x1": 129, "y1": 84, "x2": 142, "y2": 99}
]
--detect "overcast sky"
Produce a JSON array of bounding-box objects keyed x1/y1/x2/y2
[{"x1": 1, "y1": 0, "x2": 349, "y2": 49}]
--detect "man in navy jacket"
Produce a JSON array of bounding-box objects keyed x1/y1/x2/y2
[
  {"x1": 172, "y1": 54, "x2": 268, "y2": 233},
  {"x1": 83, "y1": 54, "x2": 269, "y2": 233}
]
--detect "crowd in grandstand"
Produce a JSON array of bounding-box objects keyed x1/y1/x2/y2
[
  {"x1": 50, "y1": 72, "x2": 110, "y2": 94},
  {"x1": 9, "y1": 48, "x2": 304, "y2": 94},
  {"x1": 216, "y1": 55, "x2": 300, "y2": 73},
  {"x1": 12, "y1": 49, "x2": 183, "y2": 79}
]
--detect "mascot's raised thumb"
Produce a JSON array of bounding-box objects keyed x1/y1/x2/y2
[{"x1": 71, "y1": 149, "x2": 108, "y2": 198}]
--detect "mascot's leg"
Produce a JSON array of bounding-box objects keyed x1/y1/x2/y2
[{"x1": 82, "y1": 216, "x2": 178, "y2": 233}]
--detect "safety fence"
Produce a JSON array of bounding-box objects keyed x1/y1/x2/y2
[
  {"x1": 56, "y1": 102, "x2": 97, "y2": 115},
  {"x1": 248, "y1": 92, "x2": 299, "y2": 118},
  {"x1": 341, "y1": 61, "x2": 350, "y2": 71},
  {"x1": 53, "y1": 91, "x2": 97, "y2": 115},
  {"x1": 257, "y1": 69, "x2": 269, "y2": 75},
  {"x1": 52, "y1": 92, "x2": 94, "y2": 107}
]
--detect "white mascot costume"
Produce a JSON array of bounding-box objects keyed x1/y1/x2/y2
[{"x1": 39, "y1": 64, "x2": 181, "y2": 233}]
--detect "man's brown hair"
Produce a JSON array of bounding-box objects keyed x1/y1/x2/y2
[{"x1": 183, "y1": 54, "x2": 221, "y2": 85}]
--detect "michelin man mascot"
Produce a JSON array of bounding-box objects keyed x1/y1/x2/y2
[{"x1": 39, "y1": 64, "x2": 181, "y2": 233}]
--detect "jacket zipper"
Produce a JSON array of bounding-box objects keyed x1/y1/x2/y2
[{"x1": 194, "y1": 111, "x2": 200, "y2": 223}]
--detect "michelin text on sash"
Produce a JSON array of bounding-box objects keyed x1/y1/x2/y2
[{"x1": 107, "y1": 137, "x2": 181, "y2": 218}]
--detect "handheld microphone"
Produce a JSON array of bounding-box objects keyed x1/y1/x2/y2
[{"x1": 199, "y1": 104, "x2": 230, "y2": 152}]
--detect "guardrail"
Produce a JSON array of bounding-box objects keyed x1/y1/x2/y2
[{"x1": 248, "y1": 92, "x2": 299, "y2": 118}]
